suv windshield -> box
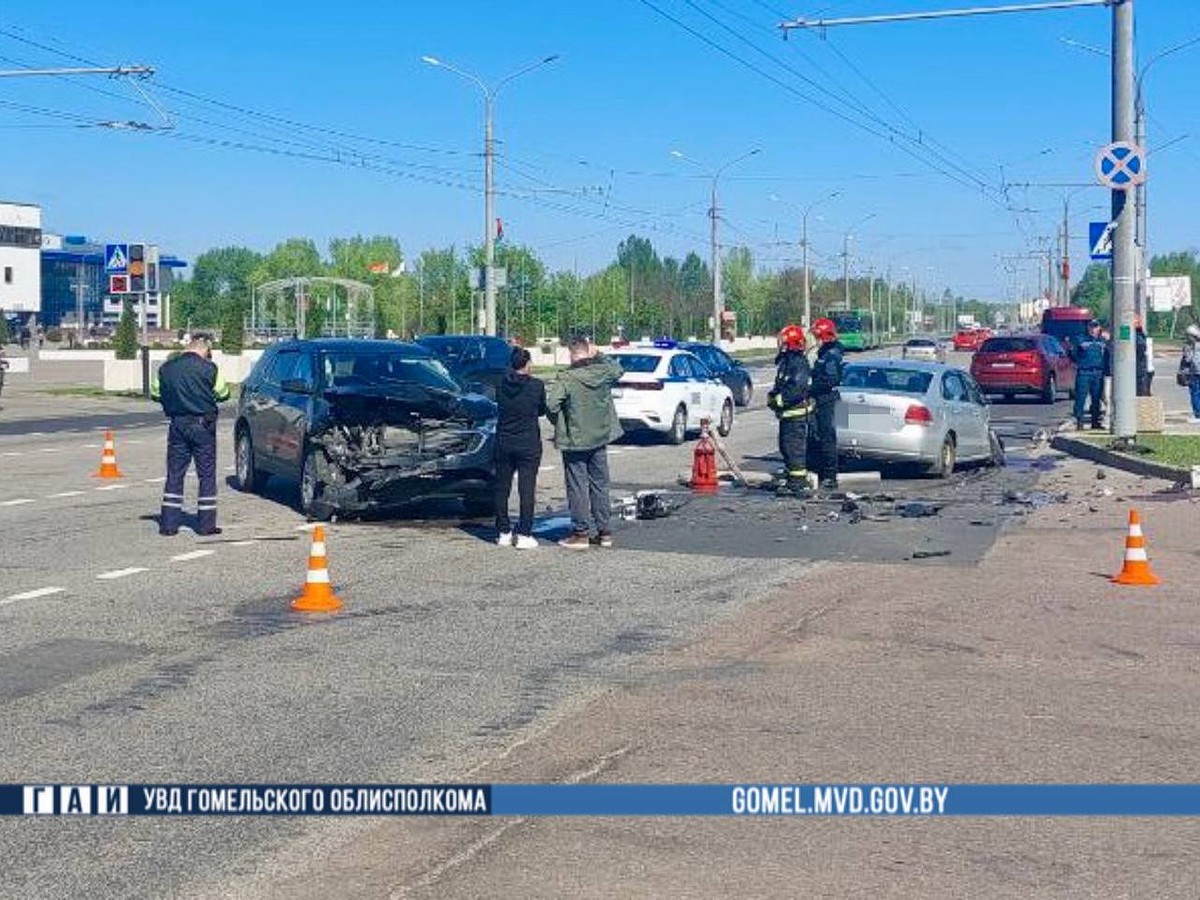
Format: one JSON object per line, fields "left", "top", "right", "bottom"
{"left": 321, "top": 351, "right": 460, "bottom": 392}
{"left": 843, "top": 365, "right": 933, "bottom": 394}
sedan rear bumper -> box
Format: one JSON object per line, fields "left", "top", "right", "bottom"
{"left": 838, "top": 424, "right": 944, "bottom": 465}
{"left": 972, "top": 370, "right": 1044, "bottom": 393}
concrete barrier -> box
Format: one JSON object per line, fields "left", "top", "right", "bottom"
{"left": 101, "top": 349, "right": 264, "bottom": 392}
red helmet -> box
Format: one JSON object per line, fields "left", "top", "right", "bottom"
{"left": 779, "top": 324, "right": 805, "bottom": 350}
{"left": 812, "top": 317, "right": 837, "bottom": 342}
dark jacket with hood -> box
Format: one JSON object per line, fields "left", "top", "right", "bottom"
{"left": 496, "top": 371, "right": 547, "bottom": 452}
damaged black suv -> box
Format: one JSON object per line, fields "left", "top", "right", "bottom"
{"left": 234, "top": 339, "right": 498, "bottom": 519}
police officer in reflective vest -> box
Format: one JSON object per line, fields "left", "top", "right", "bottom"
{"left": 150, "top": 335, "right": 231, "bottom": 535}
{"left": 808, "top": 317, "right": 845, "bottom": 492}
{"left": 768, "top": 324, "right": 814, "bottom": 496}
{"left": 1069, "top": 319, "right": 1108, "bottom": 430}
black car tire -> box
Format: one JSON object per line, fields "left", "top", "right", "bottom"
{"left": 234, "top": 425, "right": 261, "bottom": 494}
{"left": 717, "top": 399, "right": 734, "bottom": 437}
{"left": 928, "top": 435, "right": 956, "bottom": 478}
{"left": 300, "top": 446, "right": 334, "bottom": 521}
{"left": 667, "top": 405, "right": 687, "bottom": 445}
{"left": 1041, "top": 372, "right": 1057, "bottom": 404}
{"left": 735, "top": 379, "right": 752, "bottom": 407}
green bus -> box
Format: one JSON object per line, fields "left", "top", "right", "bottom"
{"left": 831, "top": 310, "right": 879, "bottom": 351}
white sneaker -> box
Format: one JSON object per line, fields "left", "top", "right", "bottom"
{"left": 496, "top": 531, "right": 514, "bottom": 547}
{"left": 514, "top": 534, "right": 539, "bottom": 550}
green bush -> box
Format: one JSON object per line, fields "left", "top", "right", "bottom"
{"left": 114, "top": 300, "right": 139, "bottom": 360}
{"left": 220, "top": 300, "right": 244, "bottom": 355}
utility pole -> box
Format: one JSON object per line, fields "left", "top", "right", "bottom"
{"left": 423, "top": 54, "right": 559, "bottom": 336}
{"left": 1110, "top": 0, "right": 1136, "bottom": 441}
{"left": 841, "top": 233, "right": 851, "bottom": 311}
{"left": 799, "top": 192, "right": 839, "bottom": 329}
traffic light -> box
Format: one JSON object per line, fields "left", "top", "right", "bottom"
{"left": 129, "top": 243, "right": 146, "bottom": 293}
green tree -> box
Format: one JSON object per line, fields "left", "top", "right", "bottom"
{"left": 220, "top": 299, "right": 244, "bottom": 355}
{"left": 114, "top": 299, "right": 139, "bottom": 359}
{"left": 1071, "top": 264, "right": 1112, "bottom": 320}
{"left": 186, "top": 246, "right": 263, "bottom": 327}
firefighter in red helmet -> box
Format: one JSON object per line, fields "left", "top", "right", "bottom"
{"left": 808, "top": 317, "right": 845, "bottom": 492}
{"left": 768, "top": 324, "right": 814, "bottom": 496}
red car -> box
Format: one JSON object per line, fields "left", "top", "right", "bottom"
{"left": 952, "top": 328, "right": 992, "bottom": 352}
{"left": 970, "top": 334, "right": 1075, "bottom": 404}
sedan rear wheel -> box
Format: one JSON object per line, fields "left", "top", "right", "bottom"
{"left": 717, "top": 399, "right": 734, "bottom": 437}
{"left": 667, "top": 405, "right": 687, "bottom": 445}
{"left": 928, "top": 435, "right": 957, "bottom": 478}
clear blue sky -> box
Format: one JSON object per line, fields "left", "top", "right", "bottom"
{"left": 1, "top": 0, "right": 1197, "bottom": 300}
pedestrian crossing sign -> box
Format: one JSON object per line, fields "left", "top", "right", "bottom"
{"left": 105, "top": 243, "right": 129, "bottom": 273}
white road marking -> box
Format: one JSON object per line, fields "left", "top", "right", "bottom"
{"left": 144, "top": 477, "right": 166, "bottom": 483}
{"left": 171, "top": 549, "right": 215, "bottom": 562}
{"left": 82, "top": 444, "right": 99, "bottom": 449}
{"left": 47, "top": 491, "right": 84, "bottom": 499}
{"left": 2, "top": 586, "right": 65, "bottom": 605}
{"left": 0, "top": 498, "right": 35, "bottom": 507}
{"left": 539, "top": 465, "right": 557, "bottom": 472}
{"left": 39, "top": 447, "right": 63, "bottom": 453}
{"left": 124, "top": 439, "right": 144, "bottom": 445}
{"left": 1, "top": 451, "right": 23, "bottom": 457}
{"left": 94, "top": 484, "right": 129, "bottom": 492}
{"left": 229, "top": 540, "right": 257, "bottom": 547}
{"left": 97, "top": 567, "right": 148, "bottom": 580}
{"left": 294, "top": 523, "right": 317, "bottom": 532}
{"left": 29, "top": 431, "right": 44, "bottom": 436}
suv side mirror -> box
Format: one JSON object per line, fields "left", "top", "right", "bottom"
{"left": 281, "top": 378, "right": 312, "bottom": 395}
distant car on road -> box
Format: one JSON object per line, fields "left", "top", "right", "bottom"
{"left": 234, "top": 339, "right": 498, "bottom": 519}
{"left": 836, "top": 359, "right": 1003, "bottom": 477}
{"left": 952, "top": 328, "right": 993, "bottom": 352}
{"left": 677, "top": 341, "right": 755, "bottom": 406}
{"left": 608, "top": 343, "right": 735, "bottom": 444}
{"left": 901, "top": 337, "right": 946, "bottom": 363}
{"left": 970, "top": 334, "right": 1075, "bottom": 404}
{"left": 414, "top": 334, "right": 513, "bottom": 399}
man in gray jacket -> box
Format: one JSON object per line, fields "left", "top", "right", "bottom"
{"left": 546, "top": 334, "right": 624, "bottom": 549}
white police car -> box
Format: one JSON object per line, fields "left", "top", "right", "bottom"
{"left": 608, "top": 342, "right": 735, "bottom": 444}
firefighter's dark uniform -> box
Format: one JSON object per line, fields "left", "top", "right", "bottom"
{"left": 768, "top": 348, "right": 814, "bottom": 492}
{"left": 809, "top": 340, "right": 845, "bottom": 489}
{"left": 151, "top": 351, "right": 230, "bottom": 535}
{"left": 1069, "top": 332, "right": 1108, "bottom": 429}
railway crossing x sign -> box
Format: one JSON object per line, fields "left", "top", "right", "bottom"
{"left": 1094, "top": 141, "right": 1146, "bottom": 190}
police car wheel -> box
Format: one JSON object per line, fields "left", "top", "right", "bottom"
{"left": 235, "top": 426, "right": 260, "bottom": 494}
{"left": 717, "top": 400, "right": 734, "bottom": 437}
{"left": 667, "top": 406, "right": 687, "bottom": 445}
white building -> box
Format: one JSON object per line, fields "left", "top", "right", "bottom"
{"left": 0, "top": 201, "right": 43, "bottom": 320}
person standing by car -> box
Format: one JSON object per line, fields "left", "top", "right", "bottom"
{"left": 150, "top": 335, "right": 231, "bottom": 536}
{"left": 768, "top": 324, "right": 814, "bottom": 497}
{"left": 546, "top": 334, "right": 624, "bottom": 550}
{"left": 1134, "top": 316, "right": 1151, "bottom": 396}
{"left": 494, "top": 347, "right": 548, "bottom": 549}
{"left": 1069, "top": 319, "right": 1108, "bottom": 430}
{"left": 808, "top": 317, "right": 845, "bottom": 492}
{"left": 1179, "top": 324, "right": 1200, "bottom": 423}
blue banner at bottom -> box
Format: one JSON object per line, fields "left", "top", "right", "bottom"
{"left": 7, "top": 784, "right": 1200, "bottom": 817}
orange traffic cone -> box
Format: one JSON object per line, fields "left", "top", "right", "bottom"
{"left": 291, "top": 526, "right": 343, "bottom": 612}
{"left": 1111, "top": 508, "right": 1160, "bottom": 586}
{"left": 93, "top": 430, "right": 123, "bottom": 479}
{"left": 691, "top": 420, "right": 719, "bottom": 494}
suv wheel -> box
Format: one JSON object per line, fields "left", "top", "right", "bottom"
{"left": 300, "top": 447, "right": 333, "bottom": 520}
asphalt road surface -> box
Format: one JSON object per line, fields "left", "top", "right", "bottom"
{"left": 0, "top": 353, "right": 1072, "bottom": 898}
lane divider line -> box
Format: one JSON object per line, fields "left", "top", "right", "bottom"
{"left": 144, "top": 477, "right": 166, "bottom": 483}
{"left": 2, "top": 586, "right": 66, "bottom": 605}
{"left": 39, "top": 447, "right": 63, "bottom": 453}
{"left": 171, "top": 550, "right": 216, "bottom": 562}
{"left": 47, "top": 491, "right": 85, "bottom": 499}
{"left": 0, "top": 498, "right": 35, "bottom": 507}
{"left": 1, "top": 451, "right": 23, "bottom": 457}
{"left": 294, "top": 523, "right": 317, "bottom": 532}
{"left": 94, "top": 484, "right": 130, "bottom": 492}
{"left": 97, "top": 567, "right": 149, "bottom": 580}
{"left": 228, "top": 540, "right": 257, "bottom": 547}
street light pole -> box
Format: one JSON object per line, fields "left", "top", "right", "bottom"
{"left": 423, "top": 54, "right": 559, "bottom": 336}
{"left": 841, "top": 213, "right": 876, "bottom": 313}
{"left": 1110, "top": 0, "right": 1137, "bottom": 441}
{"left": 673, "top": 148, "right": 761, "bottom": 343}
{"left": 801, "top": 192, "right": 839, "bottom": 329}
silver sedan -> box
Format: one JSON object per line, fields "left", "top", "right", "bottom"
{"left": 900, "top": 337, "right": 947, "bottom": 363}
{"left": 836, "top": 360, "right": 1003, "bottom": 476}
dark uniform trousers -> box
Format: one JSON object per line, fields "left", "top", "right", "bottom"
{"left": 778, "top": 407, "right": 812, "bottom": 486}
{"left": 1074, "top": 370, "right": 1104, "bottom": 428}
{"left": 161, "top": 414, "right": 218, "bottom": 534}
{"left": 808, "top": 397, "right": 838, "bottom": 486}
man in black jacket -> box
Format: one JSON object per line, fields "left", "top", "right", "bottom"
{"left": 768, "top": 324, "right": 814, "bottom": 497}
{"left": 493, "top": 347, "right": 547, "bottom": 548}
{"left": 808, "top": 317, "right": 845, "bottom": 492}
{"left": 150, "top": 335, "right": 231, "bottom": 535}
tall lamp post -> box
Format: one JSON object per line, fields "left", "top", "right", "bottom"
{"left": 772, "top": 191, "right": 840, "bottom": 329}
{"left": 672, "top": 147, "right": 762, "bottom": 343}
{"left": 841, "top": 213, "right": 876, "bottom": 311}
{"left": 422, "top": 53, "right": 559, "bottom": 336}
